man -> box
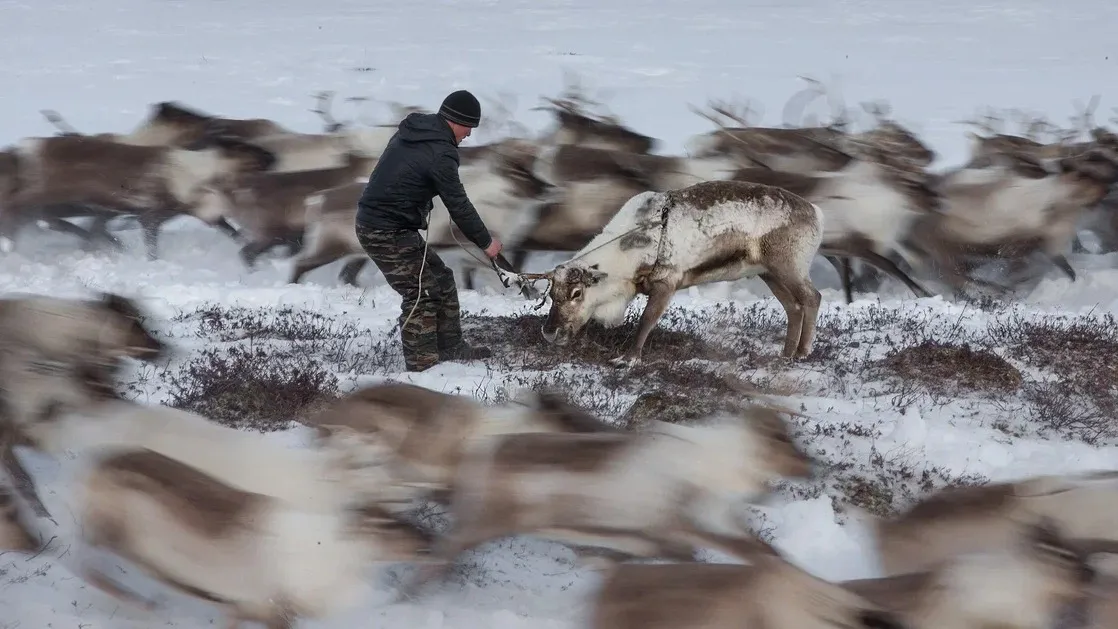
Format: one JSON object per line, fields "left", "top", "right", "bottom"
{"left": 355, "top": 89, "right": 503, "bottom": 373}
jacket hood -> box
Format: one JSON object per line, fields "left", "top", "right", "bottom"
{"left": 396, "top": 112, "right": 455, "bottom": 145}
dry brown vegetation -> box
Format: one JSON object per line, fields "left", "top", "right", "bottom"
{"left": 111, "top": 299, "right": 1118, "bottom": 512}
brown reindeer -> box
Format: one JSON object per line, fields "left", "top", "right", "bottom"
{"left": 728, "top": 138, "right": 939, "bottom": 303}
{"left": 301, "top": 381, "right": 619, "bottom": 508}
{"left": 903, "top": 146, "right": 1118, "bottom": 293}
{"left": 589, "top": 551, "right": 906, "bottom": 629}
{"left": 531, "top": 142, "right": 740, "bottom": 193}
{"left": 0, "top": 134, "right": 276, "bottom": 258}
{"left": 396, "top": 405, "right": 815, "bottom": 597}
{"left": 533, "top": 92, "right": 657, "bottom": 154}
{"left": 842, "top": 518, "right": 1095, "bottom": 629}
{"left": 213, "top": 151, "right": 378, "bottom": 268}
{"left": 288, "top": 141, "right": 552, "bottom": 289}
{"left": 67, "top": 445, "right": 435, "bottom": 629}
{"left": 42, "top": 100, "right": 294, "bottom": 148}
{"left": 520, "top": 180, "right": 824, "bottom": 368}
{"left": 188, "top": 93, "right": 399, "bottom": 174}
{"left": 684, "top": 98, "right": 934, "bottom": 175}
{"left": 860, "top": 470, "right": 1118, "bottom": 577}
{"left": 0, "top": 291, "right": 167, "bottom": 519}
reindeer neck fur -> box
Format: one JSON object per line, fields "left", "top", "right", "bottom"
{"left": 532, "top": 143, "right": 562, "bottom": 186}
{"left": 639, "top": 416, "right": 769, "bottom": 497}
{"left": 165, "top": 147, "right": 225, "bottom": 201}
{"left": 558, "top": 190, "right": 664, "bottom": 324}
{"left": 940, "top": 168, "right": 1080, "bottom": 243}
{"left": 472, "top": 402, "right": 558, "bottom": 439}
{"left": 55, "top": 401, "right": 347, "bottom": 513}
{"left": 342, "top": 126, "right": 396, "bottom": 158}
{"left": 816, "top": 158, "right": 923, "bottom": 248}
{"left": 262, "top": 504, "right": 380, "bottom": 618}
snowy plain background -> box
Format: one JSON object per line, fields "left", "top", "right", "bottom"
{"left": 3, "top": 0, "right": 1118, "bottom": 627}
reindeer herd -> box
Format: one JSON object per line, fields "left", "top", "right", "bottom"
{"left": 2, "top": 81, "right": 1118, "bottom": 627}
{"left": 2, "top": 83, "right": 1118, "bottom": 311}
{"left": 0, "top": 290, "right": 1118, "bottom": 628}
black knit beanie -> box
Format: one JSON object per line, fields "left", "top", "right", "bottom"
{"left": 438, "top": 90, "right": 481, "bottom": 128}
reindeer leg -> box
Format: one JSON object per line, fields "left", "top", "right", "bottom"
{"left": 213, "top": 217, "right": 244, "bottom": 244}
{"left": 137, "top": 211, "right": 172, "bottom": 260}
{"left": 1048, "top": 253, "right": 1077, "bottom": 282}
{"left": 509, "top": 248, "right": 531, "bottom": 271}
{"left": 611, "top": 281, "right": 674, "bottom": 368}
{"left": 338, "top": 258, "right": 369, "bottom": 286}
{"left": 288, "top": 247, "right": 351, "bottom": 284}
{"left": 822, "top": 255, "right": 853, "bottom": 304}
{"left": 839, "top": 257, "right": 855, "bottom": 304}
{"left": 853, "top": 248, "right": 934, "bottom": 299}
{"left": 462, "top": 265, "right": 477, "bottom": 291}
{"left": 238, "top": 241, "right": 270, "bottom": 270}
{"left": 757, "top": 272, "right": 804, "bottom": 359}
{"left": 39, "top": 218, "right": 100, "bottom": 251}
{"left": 85, "top": 215, "right": 126, "bottom": 252}
{"left": 0, "top": 429, "right": 52, "bottom": 519}
{"left": 82, "top": 566, "right": 161, "bottom": 611}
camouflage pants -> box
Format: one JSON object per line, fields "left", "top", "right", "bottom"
{"left": 357, "top": 226, "right": 463, "bottom": 372}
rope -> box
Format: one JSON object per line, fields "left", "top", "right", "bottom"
{"left": 400, "top": 227, "right": 429, "bottom": 332}
{"left": 447, "top": 218, "right": 663, "bottom": 311}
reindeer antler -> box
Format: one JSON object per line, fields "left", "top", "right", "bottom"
{"left": 954, "top": 107, "right": 1008, "bottom": 136}
{"left": 309, "top": 91, "right": 344, "bottom": 132}
{"left": 687, "top": 102, "right": 774, "bottom": 170}
{"left": 480, "top": 92, "right": 530, "bottom": 140}
{"left": 40, "top": 109, "right": 81, "bottom": 135}
{"left": 1069, "top": 94, "right": 1101, "bottom": 141}
{"left": 860, "top": 100, "right": 893, "bottom": 127}
{"left": 782, "top": 76, "right": 827, "bottom": 129}
{"left": 707, "top": 97, "right": 761, "bottom": 129}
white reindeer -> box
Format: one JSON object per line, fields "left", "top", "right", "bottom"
{"left": 514, "top": 179, "right": 824, "bottom": 367}
{"left": 395, "top": 404, "right": 816, "bottom": 597}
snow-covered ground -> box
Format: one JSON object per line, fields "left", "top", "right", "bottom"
{"left": 3, "top": 0, "right": 1118, "bottom": 627}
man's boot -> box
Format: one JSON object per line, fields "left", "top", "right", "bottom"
{"left": 438, "top": 334, "right": 492, "bottom": 361}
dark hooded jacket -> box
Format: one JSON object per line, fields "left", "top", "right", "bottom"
{"left": 355, "top": 112, "right": 492, "bottom": 250}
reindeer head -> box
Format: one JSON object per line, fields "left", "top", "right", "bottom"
{"left": 0, "top": 486, "right": 40, "bottom": 553}
{"left": 537, "top": 261, "right": 617, "bottom": 347}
